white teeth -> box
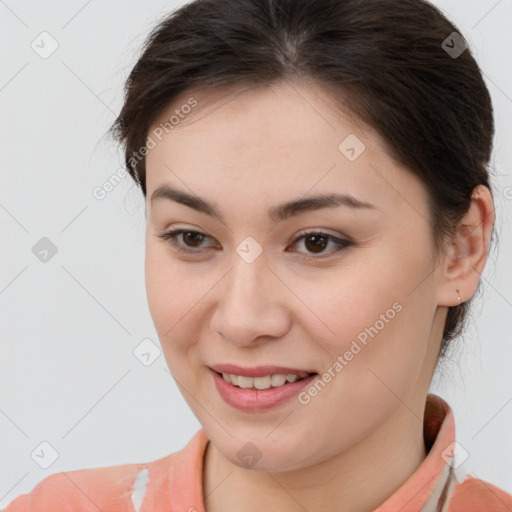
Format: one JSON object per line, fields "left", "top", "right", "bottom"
{"left": 253, "top": 375, "right": 273, "bottom": 389}
{"left": 237, "top": 376, "right": 254, "bottom": 389}
{"left": 271, "top": 374, "right": 286, "bottom": 387}
{"left": 220, "top": 372, "right": 306, "bottom": 390}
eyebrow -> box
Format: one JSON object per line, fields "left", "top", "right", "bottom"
{"left": 150, "top": 184, "right": 377, "bottom": 224}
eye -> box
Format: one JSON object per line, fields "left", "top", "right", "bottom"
{"left": 155, "top": 229, "right": 352, "bottom": 258}
{"left": 156, "top": 229, "right": 219, "bottom": 254}
{"left": 288, "top": 230, "right": 352, "bottom": 257}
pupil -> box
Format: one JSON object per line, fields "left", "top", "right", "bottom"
{"left": 184, "top": 232, "right": 203, "bottom": 247}
{"left": 305, "top": 234, "right": 327, "bottom": 253}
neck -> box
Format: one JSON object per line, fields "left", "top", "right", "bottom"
{"left": 202, "top": 402, "right": 427, "bottom": 512}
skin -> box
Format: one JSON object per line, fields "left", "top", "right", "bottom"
{"left": 143, "top": 78, "right": 494, "bottom": 512}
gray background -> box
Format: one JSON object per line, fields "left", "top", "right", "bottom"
{"left": 1, "top": 0, "right": 511, "bottom": 505}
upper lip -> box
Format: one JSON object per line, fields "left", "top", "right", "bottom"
{"left": 209, "top": 364, "right": 316, "bottom": 378}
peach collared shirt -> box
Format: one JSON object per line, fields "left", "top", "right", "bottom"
{"left": 3, "top": 393, "right": 512, "bottom": 511}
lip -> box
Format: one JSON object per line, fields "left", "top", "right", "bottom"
{"left": 209, "top": 364, "right": 315, "bottom": 378}
{"left": 210, "top": 368, "right": 318, "bottom": 412}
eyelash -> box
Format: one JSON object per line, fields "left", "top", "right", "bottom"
{"left": 155, "top": 229, "right": 352, "bottom": 259}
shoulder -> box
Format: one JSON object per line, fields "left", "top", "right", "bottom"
{"left": 447, "top": 474, "right": 512, "bottom": 512}
{"left": 2, "top": 428, "right": 208, "bottom": 512}
{"left": 1, "top": 452, "right": 175, "bottom": 512}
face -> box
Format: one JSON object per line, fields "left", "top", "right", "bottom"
{"left": 144, "top": 79, "right": 446, "bottom": 472}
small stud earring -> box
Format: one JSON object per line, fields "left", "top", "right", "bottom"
{"left": 456, "top": 289, "right": 461, "bottom": 304}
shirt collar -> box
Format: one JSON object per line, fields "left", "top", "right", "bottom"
{"left": 374, "top": 393, "right": 456, "bottom": 511}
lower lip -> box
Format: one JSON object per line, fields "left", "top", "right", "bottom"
{"left": 211, "top": 369, "right": 317, "bottom": 411}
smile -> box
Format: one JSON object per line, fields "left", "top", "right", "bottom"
{"left": 210, "top": 368, "right": 318, "bottom": 411}
{"left": 220, "top": 372, "right": 309, "bottom": 390}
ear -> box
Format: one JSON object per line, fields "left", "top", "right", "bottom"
{"left": 437, "top": 184, "right": 495, "bottom": 307}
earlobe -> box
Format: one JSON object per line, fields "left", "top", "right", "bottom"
{"left": 437, "top": 185, "right": 495, "bottom": 307}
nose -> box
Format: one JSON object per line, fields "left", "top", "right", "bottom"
{"left": 210, "top": 256, "right": 291, "bottom": 347}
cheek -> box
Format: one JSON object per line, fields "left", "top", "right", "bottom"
{"left": 144, "top": 243, "right": 197, "bottom": 350}
{"left": 289, "top": 272, "right": 425, "bottom": 446}
{"left": 145, "top": 243, "right": 173, "bottom": 333}
{"left": 144, "top": 241, "right": 219, "bottom": 370}
{"left": 295, "top": 246, "right": 434, "bottom": 381}
{"left": 287, "top": 261, "right": 403, "bottom": 354}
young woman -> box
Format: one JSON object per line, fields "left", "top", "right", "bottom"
{"left": 4, "top": 0, "right": 511, "bottom": 510}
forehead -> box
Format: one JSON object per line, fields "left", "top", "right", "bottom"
{"left": 147, "top": 81, "right": 373, "bottom": 169}
{"left": 144, "top": 80, "right": 428, "bottom": 220}
{"left": 148, "top": 79, "right": 374, "bottom": 148}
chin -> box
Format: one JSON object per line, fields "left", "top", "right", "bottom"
{"left": 212, "top": 431, "right": 313, "bottom": 473}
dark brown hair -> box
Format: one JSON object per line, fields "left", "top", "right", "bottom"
{"left": 109, "top": 0, "right": 496, "bottom": 361}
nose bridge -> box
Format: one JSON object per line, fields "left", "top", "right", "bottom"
{"left": 211, "top": 248, "right": 289, "bottom": 344}
{"left": 224, "top": 250, "right": 270, "bottom": 315}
